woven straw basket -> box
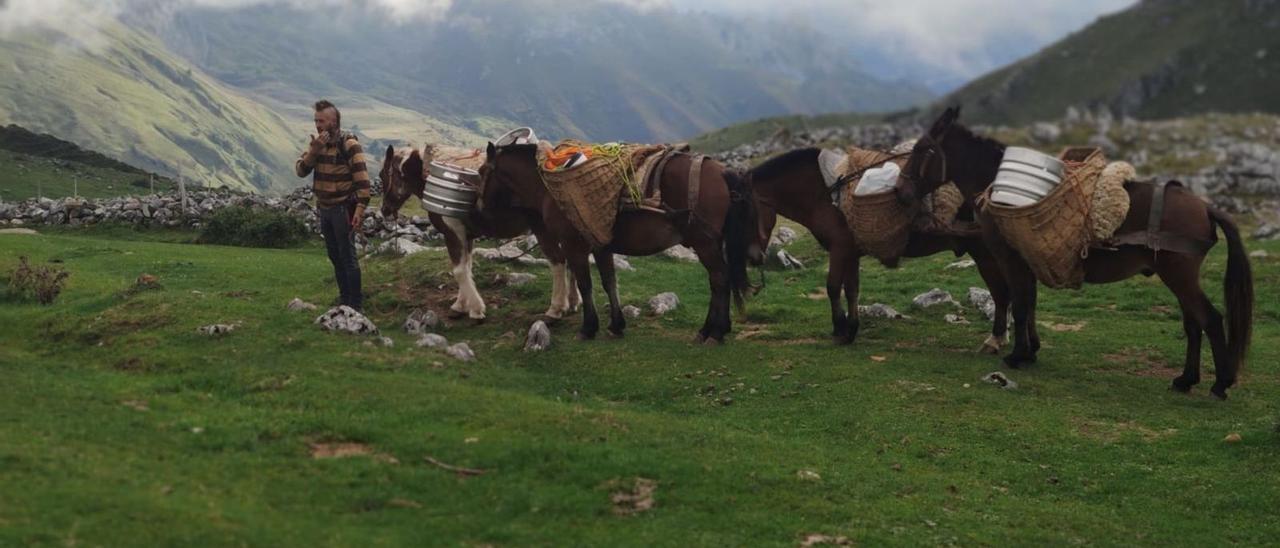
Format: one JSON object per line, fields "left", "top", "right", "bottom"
{"left": 538, "top": 146, "right": 637, "bottom": 249}
{"left": 840, "top": 148, "right": 915, "bottom": 267}
{"left": 985, "top": 147, "right": 1107, "bottom": 289}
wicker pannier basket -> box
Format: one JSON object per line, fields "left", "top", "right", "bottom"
{"left": 985, "top": 147, "right": 1107, "bottom": 289}
{"left": 840, "top": 149, "right": 915, "bottom": 267}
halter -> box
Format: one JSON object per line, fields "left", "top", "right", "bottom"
{"left": 900, "top": 130, "right": 949, "bottom": 193}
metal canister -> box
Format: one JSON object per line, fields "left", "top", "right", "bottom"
{"left": 422, "top": 161, "right": 480, "bottom": 218}
{"left": 991, "top": 147, "right": 1065, "bottom": 207}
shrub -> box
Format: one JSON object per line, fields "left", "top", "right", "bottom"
{"left": 6, "top": 256, "right": 70, "bottom": 305}
{"left": 198, "top": 206, "right": 310, "bottom": 248}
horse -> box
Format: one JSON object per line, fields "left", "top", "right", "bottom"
{"left": 478, "top": 142, "right": 764, "bottom": 343}
{"left": 378, "top": 145, "right": 578, "bottom": 321}
{"left": 746, "top": 148, "right": 1012, "bottom": 349}
{"left": 899, "top": 107, "right": 1254, "bottom": 399}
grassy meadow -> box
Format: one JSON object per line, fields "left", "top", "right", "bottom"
{"left": 0, "top": 219, "right": 1277, "bottom": 546}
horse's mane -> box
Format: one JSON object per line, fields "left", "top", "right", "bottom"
{"left": 749, "top": 147, "right": 821, "bottom": 182}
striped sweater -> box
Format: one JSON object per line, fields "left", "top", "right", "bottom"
{"left": 295, "top": 134, "right": 372, "bottom": 209}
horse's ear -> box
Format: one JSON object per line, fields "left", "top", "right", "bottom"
{"left": 384, "top": 144, "right": 395, "bottom": 163}
{"left": 404, "top": 148, "right": 425, "bottom": 180}
{"left": 486, "top": 141, "right": 496, "bottom": 157}
{"left": 931, "top": 106, "right": 958, "bottom": 135}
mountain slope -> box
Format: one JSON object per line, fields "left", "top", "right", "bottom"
{"left": 0, "top": 124, "right": 177, "bottom": 200}
{"left": 133, "top": 0, "right": 933, "bottom": 143}
{"left": 938, "top": 0, "right": 1280, "bottom": 125}
{"left": 0, "top": 21, "right": 304, "bottom": 193}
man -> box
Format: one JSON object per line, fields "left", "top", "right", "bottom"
{"left": 295, "top": 100, "right": 371, "bottom": 311}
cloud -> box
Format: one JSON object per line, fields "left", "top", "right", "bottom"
{"left": 0, "top": 0, "right": 454, "bottom": 39}
{"left": 664, "top": 0, "right": 1135, "bottom": 79}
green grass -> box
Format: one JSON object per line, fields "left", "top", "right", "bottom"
{"left": 1, "top": 225, "right": 1277, "bottom": 546}
{"left": 0, "top": 149, "right": 177, "bottom": 201}
{"left": 940, "top": 1, "right": 1280, "bottom": 125}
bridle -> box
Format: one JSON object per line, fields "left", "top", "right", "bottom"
{"left": 900, "top": 129, "right": 950, "bottom": 193}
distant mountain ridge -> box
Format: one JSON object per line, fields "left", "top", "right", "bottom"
{"left": 0, "top": 21, "right": 301, "bottom": 192}
{"left": 129, "top": 0, "right": 933, "bottom": 143}
{"left": 936, "top": 0, "right": 1280, "bottom": 125}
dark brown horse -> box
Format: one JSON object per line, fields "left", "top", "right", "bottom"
{"left": 478, "top": 142, "right": 763, "bottom": 343}
{"left": 746, "top": 148, "right": 1011, "bottom": 349}
{"left": 379, "top": 145, "right": 579, "bottom": 320}
{"left": 900, "top": 107, "right": 1254, "bottom": 399}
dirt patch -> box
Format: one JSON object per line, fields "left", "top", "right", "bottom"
{"left": 120, "top": 399, "right": 149, "bottom": 411}
{"left": 777, "top": 338, "right": 824, "bottom": 346}
{"left": 799, "top": 533, "right": 853, "bottom": 546}
{"left": 606, "top": 477, "right": 656, "bottom": 516}
{"left": 1075, "top": 419, "right": 1177, "bottom": 444}
{"left": 221, "top": 290, "right": 260, "bottom": 300}
{"left": 735, "top": 323, "right": 773, "bottom": 340}
{"left": 308, "top": 441, "right": 399, "bottom": 464}
{"left": 1103, "top": 347, "right": 1177, "bottom": 378}
{"left": 892, "top": 379, "right": 937, "bottom": 393}
{"left": 1039, "top": 321, "right": 1086, "bottom": 332}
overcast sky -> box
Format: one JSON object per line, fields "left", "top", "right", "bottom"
{"left": 659, "top": 0, "right": 1137, "bottom": 82}
{"left": 2, "top": 0, "right": 1135, "bottom": 83}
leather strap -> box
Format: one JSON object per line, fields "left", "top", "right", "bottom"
{"left": 1105, "top": 181, "right": 1215, "bottom": 255}
{"left": 646, "top": 148, "right": 676, "bottom": 202}
{"left": 687, "top": 154, "right": 705, "bottom": 220}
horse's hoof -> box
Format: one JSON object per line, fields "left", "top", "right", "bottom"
{"left": 1002, "top": 354, "right": 1034, "bottom": 369}
{"left": 702, "top": 338, "right": 722, "bottom": 347}
{"left": 607, "top": 328, "right": 625, "bottom": 338}
{"left": 447, "top": 309, "right": 468, "bottom": 320}
{"left": 577, "top": 331, "right": 597, "bottom": 341}
{"left": 1170, "top": 377, "right": 1197, "bottom": 393}
{"left": 979, "top": 335, "right": 1006, "bottom": 355}
{"left": 544, "top": 308, "right": 564, "bottom": 320}
{"left": 693, "top": 333, "right": 708, "bottom": 344}
{"left": 832, "top": 333, "right": 855, "bottom": 346}
{"left": 1210, "top": 384, "right": 1231, "bottom": 401}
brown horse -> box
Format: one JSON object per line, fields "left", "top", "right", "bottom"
{"left": 900, "top": 107, "right": 1254, "bottom": 399}
{"left": 478, "top": 142, "right": 763, "bottom": 342}
{"left": 745, "top": 148, "right": 1012, "bottom": 349}
{"left": 379, "top": 145, "right": 579, "bottom": 320}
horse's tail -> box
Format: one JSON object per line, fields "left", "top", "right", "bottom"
{"left": 1209, "top": 206, "right": 1254, "bottom": 377}
{"left": 722, "top": 169, "right": 755, "bottom": 312}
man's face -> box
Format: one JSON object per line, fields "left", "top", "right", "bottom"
{"left": 314, "top": 107, "right": 339, "bottom": 140}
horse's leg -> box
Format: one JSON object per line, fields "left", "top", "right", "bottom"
{"left": 566, "top": 264, "right": 582, "bottom": 312}
{"left": 437, "top": 216, "right": 481, "bottom": 318}
{"left": 691, "top": 237, "right": 731, "bottom": 344}
{"left": 1158, "top": 257, "right": 1232, "bottom": 398}
{"left": 971, "top": 246, "right": 1010, "bottom": 354}
{"left": 566, "top": 248, "right": 599, "bottom": 340}
{"left": 534, "top": 224, "right": 570, "bottom": 319}
{"left": 843, "top": 250, "right": 862, "bottom": 345}
{"left": 1001, "top": 253, "right": 1039, "bottom": 368}
{"left": 826, "top": 241, "right": 851, "bottom": 344}
{"left": 594, "top": 250, "right": 626, "bottom": 337}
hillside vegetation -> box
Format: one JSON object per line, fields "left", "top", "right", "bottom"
{"left": 937, "top": 0, "right": 1280, "bottom": 125}
{"left": 0, "top": 22, "right": 299, "bottom": 193}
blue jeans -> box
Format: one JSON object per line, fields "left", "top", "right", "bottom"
{"left": 318, "top": 205, "right": 362, "bottom": 310}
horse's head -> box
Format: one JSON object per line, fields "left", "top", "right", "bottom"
{"left": 478, "top": 141, "right": 539, "bottom": 212}
{"left": 379, "top": 145, "right": 425, "bottom": 219}
{"left": 902, "top": 106, "right": 1008, "bottom": 201}
{"left": 898, "top": 106, "right": 961, "bottom": 204}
